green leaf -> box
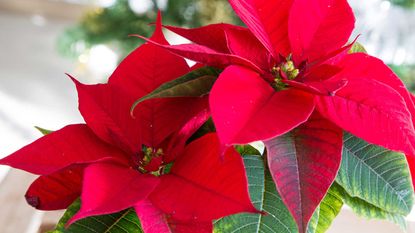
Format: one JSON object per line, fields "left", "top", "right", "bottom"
{"left": 336, "top": 133, "right": 414, "bottom": 215}
{"left": 332, "top": 182, "right": 407, "bottom": 230}
{"left": 214, "top": 155, "right": 298, "bottom": 233}
{"left": 131, "top": 66, "right": 221, "bottom": 113}
{"left": 307, "top": 206, "right": 320, "bottom": 233}
{"left": 235, "top": 145, "right": 261, "bottom": 156}
{"left": 49, "top": 199, "right": 143, "bottom": 233}
{"left": 348, "top": 42, "right": 367, "bottom": 54}
{"left": 307, "top": 185, "right": 343, "bottom": 233}
{"left": 35, "top": 126, "right": 53, "bottom": 135}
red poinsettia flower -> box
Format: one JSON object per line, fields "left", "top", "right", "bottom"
{"left": 135, "top": 1, "right": 415, "bottom": 232}
{"left": 138, "top": 0, "right": 415, "bottom": 154}
{"left": 0, "top": 13, "right": 258, "bottom": 232}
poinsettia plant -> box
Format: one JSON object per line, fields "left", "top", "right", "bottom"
{"left": 1, "top": 0, "right": 415, "bottom": 232}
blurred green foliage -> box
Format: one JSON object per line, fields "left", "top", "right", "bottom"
{"left": 390, "top": 64, "right": 415, "bottom": 92}
{"left": 389, "top": 0, "right": 415, "bottom": 8}
{"left": 57, "top": 0, "right": 240, "bottom": 59}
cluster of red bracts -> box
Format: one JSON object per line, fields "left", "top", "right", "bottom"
{"left": 0, "top": 14, "right": 259, "bottom": 232}
{"left": 1, "top": 0, "right": 415, "bottom": 233}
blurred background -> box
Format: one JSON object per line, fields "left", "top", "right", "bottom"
{"left": 0, "top": 0, "right": 414, "bottom": 232}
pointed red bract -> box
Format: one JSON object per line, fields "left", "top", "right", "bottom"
{"left": 289, "top": 0, "right": 355, "bottom": 63}
{"left": 109, "top": 12, "right": 189, "bottom": 97}
{"left": 73, "top": 79, "right": 208, "bottom": 155}
{"left": 68, "top": 162, "right": 159, "bottom": 225}
{"left": 150, "top": 133, "right": 258, "bottom": 221}
{"left": 316, "top": 73, "right": 415, "bottom": 155}
{"left": 25, "top": 166, "right": 83, "bottom": 210}
{"left": 337, "top": 53, "right": 415, "bottom": 119}
{"left": 225, "top": 26, "right": 270, "bottom": 70}
{"left": 135, "top": 200, "right": 173, "bottom": 233}
{"left": 265, "top": 112, "right": 343, "bottom": 233}
{"left": 0, "top": 124, "right": 126, "bottom": 175}
{"left": 210, "top": 65, "right": 315, "bottom": 146}
{"left": 229, "top": 0, "right": 293, "bottom": 57}
{"left": 135, "top": 200, "right": 212, "bottom": 233}
{"left": 164, "top": 23, "right": 245, "bottom": 53}
{"left": 72, "top": 80, "right": 139, "bottom": 154}
{"left": 134, "top": 35, "right": 263, "bottom": 73}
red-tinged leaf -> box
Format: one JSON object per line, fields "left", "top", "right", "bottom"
{"left": 225, "top": 26, "right": 270, "bottom": 70}
{"left": 316, "top": 78, "right": 415, "bottom": 155}
{"left": 109, "top": 12, "right": 190, "bottom": 97}
{"left": 289, "top": 0, "right": 355, "bottom": 63}
{"left": 150, "top": 133, "right": 258, "bottom": 221}
{"left": 73, "top": 78, "right": 208, "bottom": 155}
{"left": 0, "top": 124, "right": 126, "bottom": 175}
{"left": 164, "top": 23, "right": 246, "bottom": 53}
{"left": 168, "top": 221, "right": 213, "bottom": 233}
{"left": 135, "top": 200, "right": 172, "bottom": 233}
{"left": 337, "top": 53, "right": 415, "bottom": 124}
{"left": 133, "top": 35, "right": 263, "bottom": 73}
{"left": 67, "top": 162, "right": 159, "bottom": 225}
{"left": 264, "top": 112, "right": 343, "bottom": 233}
{"left": 135, "top": 200, "right": 212, "bottom": 233}
{"left": 72, "top": 79, "right": 138, "bottom": 153}
{"left": 25, "top": 166, "right": 83, "bottom": 210}
{"left": 229, "top": 0, "right": 293, "bottom": 58}
{"left": 210, "top": 65, "right": 315, "bottom": 146}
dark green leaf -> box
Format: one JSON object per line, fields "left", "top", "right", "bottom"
{"left": 336, "top": 133, "right": 414, "bottom": 215}
{"left": 332, "top": 182, "right": 406, "bottom": 230}
{"left": 131, "top": 66, "right": 221, "bottom": 113}
{"left": 214, "top": 155, "right": 298, "bottom": 233}
{"left": 49, "top": 199, "right": 143, "bottom": 233}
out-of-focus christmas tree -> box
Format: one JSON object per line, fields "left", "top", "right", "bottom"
{"left": 57, "top": 0, "right": 239, "bottom": 59}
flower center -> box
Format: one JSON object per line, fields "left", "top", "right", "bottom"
{"left": 271, "top": 57, "right": 300, "bottom": 91}
{"left": 138, "top": 145, "right": 165, "bottom": 176}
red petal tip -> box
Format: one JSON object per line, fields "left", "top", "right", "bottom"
{"left": 25, "top": 196, "right": 40, "bottom": 208}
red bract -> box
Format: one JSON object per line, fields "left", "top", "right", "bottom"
{"left": 67, "top": 133, "right": 257, "bottom": 231}
{"left": 0, "top": 13, "right": 257, "bottom": 232}
{"left": 136, "top": 133, "right": 259, "bottom": 233}
{"left": 136, "top": 1, "right": 415, "bottom": 232}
